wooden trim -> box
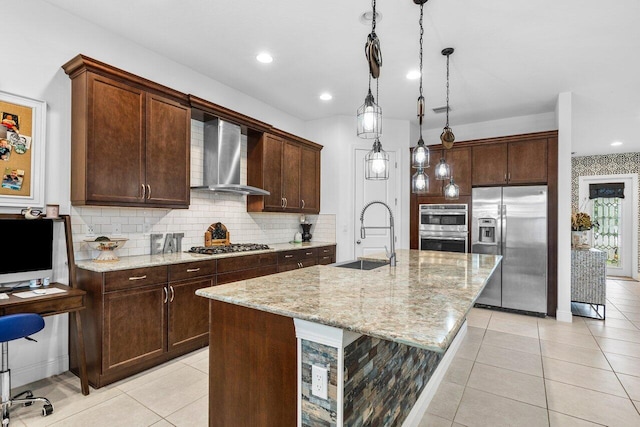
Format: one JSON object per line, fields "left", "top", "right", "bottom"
{"left": 546, "top": 135, "right": 559, "bottom": 317}
{"left": 61, "top": 54, "right": 189, "bottom": 105}
{"left": 188, "top": 95, "right": 272, "bottom": 133}
{"left": 426, "top": 130, "right": 559, "bottom": 149}
{"left": 270, "top": 128, "right": 324, "bottom": 151}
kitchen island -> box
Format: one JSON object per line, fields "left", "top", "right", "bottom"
{"left": 196, "top": 249, "right": 501, "bottom": 426}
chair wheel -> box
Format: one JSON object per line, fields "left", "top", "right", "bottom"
{"left": 42, "top": 404, "right": 53, "bottom": 416}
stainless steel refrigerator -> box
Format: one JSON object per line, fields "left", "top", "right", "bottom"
{"left": 471, "top": 186, "right": 547, "bottom": 314}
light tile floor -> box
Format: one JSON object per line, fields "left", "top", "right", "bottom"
{"left": 7, "top": 278, "right": 640, "bottom": 426}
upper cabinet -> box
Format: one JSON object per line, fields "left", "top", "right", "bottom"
{"left": 247, "top": 131, "right": 322, "bottom": 214}
{"left": 472, "top": 138, "right": 548, "bottom": 186}
{"left": 63, "top": 55, "right": 191, "bottom": 209}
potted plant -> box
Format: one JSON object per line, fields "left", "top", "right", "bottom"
{"left": 571, "top": 212, "right": 595, "bottom": 249}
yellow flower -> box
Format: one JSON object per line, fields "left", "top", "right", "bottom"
{"left": 571, "top": 212, "right": 592, "bottom": 231}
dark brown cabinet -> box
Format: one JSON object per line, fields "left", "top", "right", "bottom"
{"left": 278, "top": 248, "right": 318, "bottom": 272}
{"left": 247, "top": 132, "right": 322, "bottom": 214}
{"left": 63, "top": 54, "right": 191, "bottom": 209}
{"left": 74, "top": 262, "right": 212, "bottom": 388}
{"left": 217, "top": 252, "right": 278, "bottom": 285}
{"left": 472, "top": 138, "right": 547, "bottom": 186}
{"left": 424, "top": 147, "right": 472, "bottom": 197}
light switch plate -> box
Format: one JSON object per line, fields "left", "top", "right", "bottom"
{"left": 311, "top": 365, "right": 328, "bottom": 400}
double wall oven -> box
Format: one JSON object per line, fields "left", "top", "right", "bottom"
{"left": 419, "top": 204, "right": 468, "bottom": 253}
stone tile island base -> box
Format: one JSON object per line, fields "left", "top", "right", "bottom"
{"left": 206, "top": 299, "right": 466, "bottom": 426}
{"left": 295, "top": 319, "right": 466, "bottom": 427}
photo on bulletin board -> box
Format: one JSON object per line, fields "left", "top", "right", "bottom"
{"left": 0, "top": 91, "right": 46, "bottom": 208}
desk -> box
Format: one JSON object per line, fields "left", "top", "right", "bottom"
{"left": 0, "top": 283, "right": 89, "bottom": 395}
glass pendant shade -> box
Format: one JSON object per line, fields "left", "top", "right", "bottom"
{"left": 411, "top": 138, "right": 430, "bottom": 168}
{"left": 411, "top": 168, "right": 429, "bottom": 194}
{"left": 365, "top": 139, "right": 389, "bottom": 180}
{"left": 434, "top": 158, "right": 451, "bottom": 180}
{"left": 357, "top": 89, "right": 382, "bottom": 138}
{"left": 444, "top": 178, "right": 460, "bottom": 200}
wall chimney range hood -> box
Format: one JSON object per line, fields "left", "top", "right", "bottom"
{"left": 191, "top": 118, "right": 270, "bottom": 196}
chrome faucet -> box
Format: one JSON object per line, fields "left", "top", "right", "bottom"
{"left": 359, "top": 200, "right": 396, "bottom": 267}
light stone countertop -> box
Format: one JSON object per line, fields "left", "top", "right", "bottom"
{"left": 196, "top": 249, "right": 501, "bottom": 353}
{"left": 75, "top": 241, "right": 336, "bottom": 273}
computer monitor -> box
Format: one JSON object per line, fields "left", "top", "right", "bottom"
{"left": 0, "top": 219, "right": 53, "bottom": 288}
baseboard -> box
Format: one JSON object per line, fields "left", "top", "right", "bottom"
{"left": 402, "top": 321, "right": 468, "bottom": 427}
{"left": 11, "top": 355, "right": 69, "bottom": 388}
{"left": 555, "top": 309, "right": 573, "bottom": 323}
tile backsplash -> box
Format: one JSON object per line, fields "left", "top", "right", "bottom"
{"left": 71, "top": 120, "right": 335, "bottom": 261}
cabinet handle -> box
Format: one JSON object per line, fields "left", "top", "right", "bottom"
{"left": 169, "top": 285, "right": 175, "bottom": 302}
{"left": 281, "top": 197, "right": 285, "bottom": 208}
{"left": 504, "top": 173, "right": 507, "bottom": 182}
{"left": 141, "top": 184, "right": 146, "bottom": 199}
{"left": 186, "top": 268, "right": 200, "bottom": 273}
{"left": 284, "top": 198, "right": 288, "bottom": 208}
{"left": 298, "top": 262, "right": 302, "bottom": 268}
{"left": 163, "top": 287, "right": 168, "bottom": 304}
{"left": 147, "top": 185, "right": 151, "bottom": 199}
{"left": 323, "top": 249, "right": 329, "bottom": 253}
{"left": 129, "top": 275, "right": 147, "bottom": 281}
{"left": 306, "top": 252, "right": 313, "bottom": 256}
{"left": 508, "top": 172, "right": 511, "bottom": 182}
{"left": 301, "top": 199, "right": 305, "bottom": 209}
{"left": 284, "top": 254, "right": 294, "bottom": 259}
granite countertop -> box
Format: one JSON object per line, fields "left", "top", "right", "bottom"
{"left": 76, "top": 241, "right": 336, "bottom": 273}
{"left": 196, "top": 249, "right": 501, "bottom": 353}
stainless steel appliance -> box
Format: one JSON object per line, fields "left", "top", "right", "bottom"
{"left": 187, "top": 243, "right": 270, "bottom": 255}
{"left": 419, "top": 204, "right": 468, "bottom": 253}
{"left": 190, "top": 118, "right": 270, "bottom": 195}
{"left": 471, "top": 186, "right": 547, "bottom": 314}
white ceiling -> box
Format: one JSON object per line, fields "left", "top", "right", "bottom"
{"left": 45, "top": 0, "right": 640, "bottom": 156}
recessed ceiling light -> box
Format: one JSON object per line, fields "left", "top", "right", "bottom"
{"left": 256, "top": 52, "right": 273, "bottom": 64}
{"left": 319, "top": 93, "right": 332, "bottom": 101}
{"left": 406, "top": 70, "right": 421, "bottom": 80}
{"left": 359, "top": 11, "right": 382, "bottom": 25}
{"left": 611, "top": 141, "right": 623, "bottom": 146}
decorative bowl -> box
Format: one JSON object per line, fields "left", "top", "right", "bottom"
{"left": 84, "top": 238, "right": 128, "bottom": 262}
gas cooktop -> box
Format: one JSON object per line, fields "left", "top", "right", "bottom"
{"left": 187, "top": 243, "right": 270, "bottom": 255}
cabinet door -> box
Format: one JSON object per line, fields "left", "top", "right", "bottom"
{"left": 86, "top": 73, "right": 145, "bottom": 204}
{"left": 445, "top": 147, "right": 472, "bottom": 196}
{"left": 168, "top": 277, "right": 212, "bottom": 352}
{"left": 103, "top": 285, "right": 166, "bottom": 373}
{"left": 282, "top": 141, "right": 301, "bottom": 210}
{"left": 300, "top": 146, "right": 320, "bottom": 214}
{"left": 472, "top": 143, "right": 508, "bottom": 186}
{"left": 262, "top": 135, "right": 284, "bottom": 210}
{"left": 508, "top": 138, "right": 548, "bottom": 184}
{"left": 145, "top": 94, "right": 191, "bottom": 207}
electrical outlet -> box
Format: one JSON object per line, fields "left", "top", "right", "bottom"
{"left": 113, "top": 223, "right": 121, "bottom": 235}
{"left": 311, "top": 365, "right": 328, "bottom": 400}
{"left": 86, "top": 224, "right": 95, "bottom": 236}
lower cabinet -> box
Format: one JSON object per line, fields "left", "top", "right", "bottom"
{"left": 72, "top": 244, "right": 336, "bottom": 388}
{"left": 73, "top": 262, "right": 212, "bottom": 388}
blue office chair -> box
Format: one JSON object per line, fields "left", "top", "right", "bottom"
{"left": 0, "top": 313, "right": 53, "bottom": 426}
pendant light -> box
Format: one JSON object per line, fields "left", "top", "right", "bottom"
{"left": 440, "top": 47, "right": 455, "bottom": 149}
{"left": 444, "top": 177, "right": 460, "bottom": 199}
{"left": 434, "top": 157, "right": 450, "bottom": 180}
{"left": 357, "top": 0, "right": 382, "bottom": 139}
{"left": 360, "top": 0, "right": 388, "bottom": 180}
{"left": 365, "top": 137, "right": 389, "bottom": 180}
{"left": 411, "top": 0, "right": 430, "bottom": 194}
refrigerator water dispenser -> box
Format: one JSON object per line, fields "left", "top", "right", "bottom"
{"left": 478, "top": 218, "right": 496, "bottom": 243}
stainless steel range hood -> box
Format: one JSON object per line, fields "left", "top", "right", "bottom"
{"left": 191, "top": 118, "right": 269, "bottom": 196}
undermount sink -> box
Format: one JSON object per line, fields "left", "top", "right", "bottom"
{"left": 332, "top": 259, "right": 388, "bottom": 270}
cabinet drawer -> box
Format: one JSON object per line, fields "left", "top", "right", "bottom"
{"left": 278, "top": 248, "right": 318, "bottom": 263}
{"left": 318, "top": 246, "right": 336, "bottom": 256}
{"left": 217, "top": 253, "right": 277, "bottom": 274}
{"left": 277, "top": 258, "right": 318, "bottom": 273}
{"left": 217, "top": 265, "right": 278, "bottom": 285}
{"left": 169, "top": 260, "right": 216, "bottom": 282}
{"left": 104, "top": 266, "right": 168, "bottom": 292}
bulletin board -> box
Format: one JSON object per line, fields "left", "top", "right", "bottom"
{"left": 0, "top": 91, "right": 46, "bottom": 208}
